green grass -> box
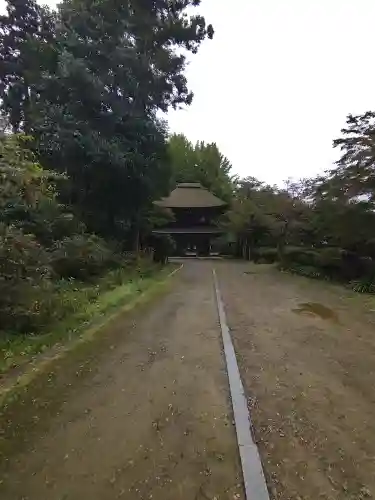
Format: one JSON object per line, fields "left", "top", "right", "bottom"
{"left": 0, "top": 263, "right": 175, "bottom": 376}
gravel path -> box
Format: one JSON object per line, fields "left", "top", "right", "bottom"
{"left": 217, "top": 262, "right": 375, "bottom": 500}
{"left": 4, "top": 259, "right": 372, "bottom": 500}
{"left": 0, "top": 261, "right": 244, "bottom": 500}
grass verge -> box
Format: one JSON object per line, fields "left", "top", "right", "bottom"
{"left": 0, "top": 262, "right": 178, "bottom": 385}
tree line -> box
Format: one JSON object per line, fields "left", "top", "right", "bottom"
{"left": 225, "top": 112, "right": 375, "bottom": 292}
{"left": 0, "top": 0, "right": 215, "bottom": 241}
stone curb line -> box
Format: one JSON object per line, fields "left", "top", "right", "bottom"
{"left": 213, "top": 268, "right": 270, "bottom": 500}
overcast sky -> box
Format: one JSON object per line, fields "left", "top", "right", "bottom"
{"left": 2, "top": 0, "right": 375, "bottom": 184}
{"left": 167, "top": 0, "right": 375, "bottom": 184}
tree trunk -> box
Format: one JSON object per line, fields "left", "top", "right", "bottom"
{"left": 131, "top": 214, "right": 140, "bottom": 254}
{"left": 242, "top": 240, "right": 247, "bottom": 260}
{"left": 133, "top": 226, "right": 140, "bottom": 254}
{"left": 277, "top": 221, "right": 289, "bottom": 266}
{"left": 246, "top": 233, "right": 253, "bottom": 261}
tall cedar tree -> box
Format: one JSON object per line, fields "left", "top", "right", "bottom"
{"left": 1, "top": 0, "right": 213, "bottom": 243}
{"left": 0, "top": 0, "right": 56, "bottom": 133}
{"left": 39, "top": 0, "right": 213, "bottom": 239}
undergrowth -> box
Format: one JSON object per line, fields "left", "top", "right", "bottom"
{"left": 0, "top": 262, "right": 171, "bottom": 375}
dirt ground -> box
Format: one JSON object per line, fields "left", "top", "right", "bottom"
{"left": 2, "top": 260, "right": 375, "bottom": 500}
{"left": 217, "top": 262, "right": 375, "bottom": 500}
{"left": 0, "top": 262, "right": 244, "bottom": 500}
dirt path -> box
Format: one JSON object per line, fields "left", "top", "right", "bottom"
{"left": 217, "top": 262, "right": 375, "bottom": 500}
{"left": 0, "top": 262, "right": 244, "bottom": 500}
{"left": 5, "top": 259, "right": 372, "bottom": 500}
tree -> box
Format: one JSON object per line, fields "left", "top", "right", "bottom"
{"left": 303, "top": 112, "right": 375, "bottom": 255}
{"left": 222, "top": 177, "right": 312, "bottom": 260}
{"left": 168, "top": 134, "right": 197, "bottom": 183}
{"left": 124, "top": 0, "right": 214, "bottom": 111}
{"left": 0, "top": 0, "right": 56, "bottom": 133}
{"left": 30, "top": 0, "right": 213, "bottom": 245}
{"left": 222, "top": 178, "right": 278, "bottom": 259}
{"left": 0, "top": 0, "right": 214, "bottom": 246}
{"left": 168, "top": 133, "right": 233, "bottom": 201}
{"left": 330, "top": 112, "right": 375, "bottom": 204}
{"left": 0, "top": 134, "right": 82, "bottom": 246}
{"left": 0, "top": 134, "right": 116, "bottom": 333}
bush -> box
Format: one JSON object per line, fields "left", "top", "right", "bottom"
{"left": 280, "top": 246, "right": 375, "bottom": 287}
{"left": 313, "top": 248, "right": 374, "bottom": 282}
{"left": 253, "top": 246, "right": 318, "bottom": 266}
{"left": 51, "top": 234, "right": 115, "bottom": 280}
{"left": 253, "top": 247, "right": 278, "bottom": 263}
{"left": 283, "top": 246, "right": 318, "bottom": 267}
{"left": 314, "top": 247, "right": 344, "bottom": 279}
{"left": 0, "top": 225, "right": 54, "bottom": 332}
{"left": 152, "top": 234, "right": 176, "bottom": 264}
{"left": 281, "top": 247, "right": 342, "bottom": 280}
{"left": 341, "top": 252, "right": 375, "bottom": 282}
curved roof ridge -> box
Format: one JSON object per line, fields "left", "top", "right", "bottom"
{"left": 154, "top": 183, "right": 226, "bottom": 208}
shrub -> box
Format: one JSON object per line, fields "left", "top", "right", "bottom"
{"left": 313, "top": 248, "right": 374, "bottom": 282}
{"left": 314, "top": 247, "right": 344, "bottom": 279}
{"left": 253, "top": 247, "right": 278, "bottom": 263}
{"left": 341, "top": 252, "right": 375, "bottom": 282}
{"left": 51, "top": 234, "right": 114, "bottom": 280}
{"left": 0, "top": 225, "right": 54, "bottom": 332}
{"left": 0, "top": 134, "right": 73, "bottom": 247}
{"left": 254, "top": 246, "right": 319, "bottom": 266}
{"left": 152, "top": 234, "right": 176, "bottom": 264}
{"left": 281, "top": 246, "right": 375, "bottom": 286}
{"left": 283, "top": 246, "right": 318, "bottom": 267}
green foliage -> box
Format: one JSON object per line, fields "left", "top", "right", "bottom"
{"left": 51, "top": 235, "right": 114, "bottom": 280}
{"left": 330, "top": 112, "right": 375, "bottom": 206}
{"left": 0, "top": 261, "right": 171, "bottom": 374}
{"left": 313, "top": 247, "right": 343, "bottom": 277}
{"left": 222, "top": 178, "right": 308, "bottom": 261}
{"left": 0, "top": 135, "right": 56, "bottom": 215}
{"left": 30, "top": 0, "right": 213, "bottom": 239}
{"left": 152, "top": 234, "right": 176, "bottom": 264}
{"left": 279, "top": 246, "right": 375, "bottom": 289}
{"left": 283, "top": 247, "right": 318, "bottom": 267}
{"left": 168, "top": 133, "right": 233, "bottom": 201}
{"left": 0, "top": 134, "right": 83, "bottom": 245}
{"left": 253, "top": 247, "right": 278, "bottom": 264}
{"left": 0, "top": 224, "right": 53, "bottom": 332}
{"left": 1, "top": 0, "right": 213, "bottom": 243}
{"left": 0, "top": 0, "right": 56, "bottom": 132}
{"left": 0, "top": 136, "right": 113, "bottom": 332}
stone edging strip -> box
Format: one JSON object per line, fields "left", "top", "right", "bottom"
{"left": 212, "top": 268, "right": 270, "bottom": 500}
{"left": 0, "top": 263, "right": 183, "bottom": 406}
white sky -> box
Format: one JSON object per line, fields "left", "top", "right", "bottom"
{"left": 167, "top": 0, "right": 375, "bottom": 184}
{"left": 2, "top": 0, "right": 375, "bottom": 184}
